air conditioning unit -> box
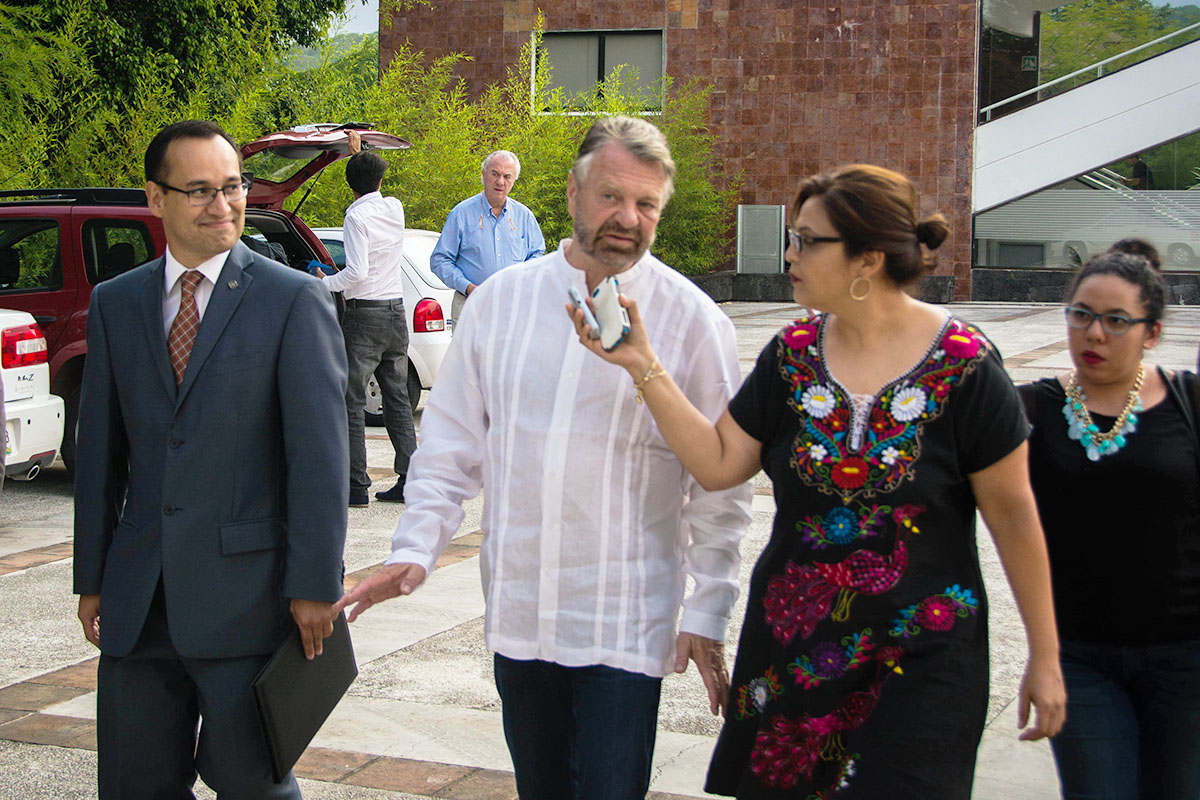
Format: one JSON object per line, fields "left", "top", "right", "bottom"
{"left": 736, "top": 204, "right": 786, "bottom": 274}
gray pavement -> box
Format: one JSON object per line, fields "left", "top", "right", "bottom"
{"left": 2, "top": 300, "right": 1198, "bottom": 798}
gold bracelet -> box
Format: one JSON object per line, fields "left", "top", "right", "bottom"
{"left": 634, "top": 360, "right": 667, "bottom": 404}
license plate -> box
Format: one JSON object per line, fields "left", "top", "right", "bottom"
{"left": 10, "top": 371, "right": 35, "bottom": 401}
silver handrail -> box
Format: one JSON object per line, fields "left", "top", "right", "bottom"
{"left": 980, "top": 21, "right": 1200, "bottom": 120}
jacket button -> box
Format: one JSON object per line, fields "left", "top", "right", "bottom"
{"left": 169, "top": 438, "right": 183, "bottom": 448}
{"left": 163, "top": 504, "right": 174, "bottom": 515}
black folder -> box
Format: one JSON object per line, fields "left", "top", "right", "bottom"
{"left": 252, "top": 611, "right": 358, "bottom": 782}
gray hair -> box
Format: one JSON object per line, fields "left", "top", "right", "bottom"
{"left": 481, "top": 150, "right": 521, "bottom": 182}
{"left": 570, "top": 116, "right": 676, "bottom": 205}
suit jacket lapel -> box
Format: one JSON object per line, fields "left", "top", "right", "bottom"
{"left": 175, "top": 244, "right": 254, "bottom": 410}
{"left": 141, "top": 258, "right": 177, "bottom": 400}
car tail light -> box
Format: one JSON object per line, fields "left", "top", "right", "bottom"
{"left": 412, "top": 298, "right": 446, "bottom": 332}
{"left": 1, "top": 323, "right": 48, "bottom": 368}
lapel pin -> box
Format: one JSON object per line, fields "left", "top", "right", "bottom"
{"left": 227, "top": 280, "right": 239, "bottom": 289}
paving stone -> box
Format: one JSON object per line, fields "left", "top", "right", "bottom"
{"left": 0, "top": 710, "right": 27, "bottom": 726}
{"left": 62, "top": 722, "right": 97, "bottom": 751}
{"left": 0, "top": 713, "right": 94, "bottom": 747}
{"left": 295, "top": 746, "right": 377, "bottom": 782}
{"left": 0, "top": 683, "right": 90, "bottom": 712}
{"left": 27, "top": 659, "right": 100, "bottom": 691}
{"left": 343, "top": 756, "right": 473, "bottom": 794}
{"left": 436, "top": 768, "right": 518, "bottom": 800}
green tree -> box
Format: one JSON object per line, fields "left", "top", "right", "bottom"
{"left": 1039, "top": 0, "right": 1200, "bottom": 94}
{"left": 12, "top": 0, "right": 345, "bottom": 101}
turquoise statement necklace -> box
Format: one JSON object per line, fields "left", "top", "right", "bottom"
{"left": 1062, "top": 364, "right": 1144, "bottom": 461}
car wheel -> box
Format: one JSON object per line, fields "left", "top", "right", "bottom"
{"left": 61, "top": 384, "right": 80, "bottom": 474}
{"left": 365, "top": 373, "right": 384, "bottom": 427}
{"left": 1168, "top": 244, "right": 1195, "bottom": 268}
{"left": 407, "top": 363, "right": 422, "bottom": 414}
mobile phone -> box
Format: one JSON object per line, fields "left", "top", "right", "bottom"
{"left": 568, "top": 286, "right": 601, "bottom": 339}
{"left": 591, "top": 276, "right": 630, "bottom": 351}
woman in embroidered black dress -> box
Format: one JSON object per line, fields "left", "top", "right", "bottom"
{"left": 568, "top": 164, "right": 1065, "bottom": 798}
{"left": 1020, "top": 242, "right": 1200, "bottom": 799}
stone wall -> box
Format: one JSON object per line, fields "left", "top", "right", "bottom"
{"left": 382, "top": 0, "right": 979, "bottom": 298}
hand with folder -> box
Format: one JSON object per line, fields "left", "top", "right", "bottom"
{"left": 333, "top": 563, "right": 427, "bottom": 621}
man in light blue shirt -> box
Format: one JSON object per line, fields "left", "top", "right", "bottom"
{"left": 431, "top": 150, "right": 545, "bottom": 320}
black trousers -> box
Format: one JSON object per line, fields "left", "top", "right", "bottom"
{"left": 96, "top": 582, "right": 300, "bottom": 799}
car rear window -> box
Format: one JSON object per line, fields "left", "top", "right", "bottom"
{"left": 0, "top": 219, "right": 62, "bottom": 293}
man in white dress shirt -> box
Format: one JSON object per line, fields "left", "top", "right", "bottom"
{"left": 318, "top": 132, "right": 414, "bottom": 507}
{"left": 336, "top": 116, "right": 752, "bottom": 799}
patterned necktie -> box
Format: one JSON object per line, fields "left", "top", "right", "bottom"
{"left": 168, "top": 270, "right": 204, "bottom": 387}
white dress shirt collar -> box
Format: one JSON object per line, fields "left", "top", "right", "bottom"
{"left": 163, "top": 245, "right": 230, "bottom": 294}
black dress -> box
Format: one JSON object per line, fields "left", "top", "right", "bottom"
{"left": 705, "top": 314, "right": 1029, "bottom": 799}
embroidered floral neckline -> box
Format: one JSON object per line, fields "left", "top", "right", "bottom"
{"left": 778, "top": 314, "right": 990, "bottom": 501}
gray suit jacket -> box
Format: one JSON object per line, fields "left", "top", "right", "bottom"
{"left": 73, "top": 243, "right": 349, "bottom": 659}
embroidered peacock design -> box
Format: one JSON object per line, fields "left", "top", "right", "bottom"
{"left": 749, "top": 646, "right": 905, "bottom": 790}
{"left": 764, "top": 506, "right": 924, "bottom": 644}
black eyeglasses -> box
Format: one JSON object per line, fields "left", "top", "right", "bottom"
{"left": 787, "top": 228, "right": 843, "bottom": 253}
{"left": 157, "top": 175, "right": 253, "bottom": 207}
{"left": 1064, "top": 306, "right": 1152, "bottom": 336}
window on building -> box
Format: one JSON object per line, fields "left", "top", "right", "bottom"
{"left": 539, "top": 30, "right": 664, "bottom": 110}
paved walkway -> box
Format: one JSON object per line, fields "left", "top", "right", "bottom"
{"left": 2, "top": 301, "right": 1198, "bottom": 798}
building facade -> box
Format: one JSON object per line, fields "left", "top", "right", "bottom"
{"left": 382, "top": 0, "right": 979, "bottom": 297}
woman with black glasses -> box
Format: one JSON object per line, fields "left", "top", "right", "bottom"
{"left": 1019, "top": 240, "right": 1200, "bottom": 799}
{"left": 569, "top": 164, "right": 1065, "bottom": 798}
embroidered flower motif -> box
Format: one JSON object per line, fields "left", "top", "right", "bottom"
{"left": 810, "top": 642, "right": 850, "bottom": 678}
{"left": 789, "top": 629, "right": 874, "bottom": 689}
{"left": 880, "top": 446, "right": 900, "bottom": 465}
{"left": 808, "top": 443, "right": 828, "bottom": 462}
{"left": 890, "top": 584, "right": 979, "bottom": 638}
{"left": 889, "top": 386, "right": 927, "bottom": 422}
{"left": 801, "top": 384, "right": 837, "bottom": 418}
{"left": 797, "top": 505, "right": 886, "bottom": 550}
{"left": 915, "top": 596, "right": 958, "bottom": 631}
{"left": 831, "top": 457, "right": 869, "bottom": 489}
{"left": 821, "top": 507, "right": 859, "bottom": 544}
{"left": 783, "top": 321, "right": 819, "bottom": 351}
{"left": 735, "top": 666, "right": 784, "bottom": 719}
{"left": 941, "top": 323, "right": 982, "bottom": 359}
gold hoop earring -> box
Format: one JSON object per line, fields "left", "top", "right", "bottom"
{"left": 849, "top": 276, "right": 871, "bottom": 301}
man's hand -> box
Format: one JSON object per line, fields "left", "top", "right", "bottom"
{"left": 77, "top": 595, "right": 101, "bottom": 648}
{"left": 674, "top": 632, "right": 730, "bottom": 717}
{"left": 290, "top": 598, "right": 337, "bottom": 660}
{"left": 332, "top": 563, "right": 427, "bottom": 623}
{"left": 465, "top": 283, "right": 477, "bottom": 296}
{"left": 313, "top": 266, "right": 328, "bottom": 279}
{"left": 347, "top": 129, "right": 362, "bottom": 155}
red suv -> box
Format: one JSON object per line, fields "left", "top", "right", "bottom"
{"left": 0, "top": 125, "right": 410, "bottom": 471}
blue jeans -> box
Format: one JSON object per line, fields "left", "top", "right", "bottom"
{"left": 1050, "top": 638, "right": 1200, "bottom": 800}
{"left": 493, "top": 654, "right": 663, "bottom": 800}
{"left": 342, "top": 300, "right": 415, "bottom": 492}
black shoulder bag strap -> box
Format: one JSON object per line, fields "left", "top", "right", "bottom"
{"left": 1162, "top": 366, "right": 1200, "bottom": 475}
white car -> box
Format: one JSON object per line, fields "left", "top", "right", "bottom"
{"left": 1, "top": 309, "right": 64, "bottom": 480}
{"left": 311, "top": 228, "right": 454, "bottom": 422}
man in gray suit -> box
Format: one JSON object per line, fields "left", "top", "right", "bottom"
{"left": 73, "top": 120, "right": 349, "bottom": 798}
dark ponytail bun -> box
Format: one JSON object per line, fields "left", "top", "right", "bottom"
{"left": 916, "top": 215, "right": 949, "bottom": 251}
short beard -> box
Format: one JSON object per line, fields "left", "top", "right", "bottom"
{"left": 573, "top": 219, "right": 653, "bottom": 271}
